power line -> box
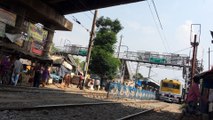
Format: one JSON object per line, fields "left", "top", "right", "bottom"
{"left": 71, "top": 16, "right": 90, "bottom": 32}
{"left": 150, "top": 0, "right": 171, "bottom": 51}
{"left": 83, "top": 12, "right": 93, "bottom": 21}
{"left": 151, "top": 0, "right": 163, "bottom": 30}
{"left": 147, "top": 0, "right": 168, "bottom": 52}
{"left": 173, "top": 47, "right": 192, "bottom": 53}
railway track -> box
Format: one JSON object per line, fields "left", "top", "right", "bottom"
{"left": 0, "top": 85, "right": 180, "bottom": 120}
{"left": 117, "top": 104, "right": 169, "bottom": 120}
{"left": 0, "top": 85, "right": 109, "bottom": 99}
{"left": 0, "top": 101, "right": 164, "bottom": 120}
{"left": 0, "top": 85, "right": 87, "bottom": 94}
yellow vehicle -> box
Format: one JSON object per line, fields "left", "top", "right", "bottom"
{"left": 159, "top": 78, "right": 183, "bottom": 103}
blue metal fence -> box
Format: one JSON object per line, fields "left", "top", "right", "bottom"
{"left": 108, "top": 82, "right": 156, "bottom": 100}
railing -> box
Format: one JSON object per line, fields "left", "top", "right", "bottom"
{"left": 115, "top": 51, "right": 190, "bottom": 68}
{"left": 108, "top": 82, "right": 156, "bottom": 100}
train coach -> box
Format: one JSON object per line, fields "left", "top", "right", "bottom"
{"left": 159, "top": 78, "right": 183, "bottom": 103}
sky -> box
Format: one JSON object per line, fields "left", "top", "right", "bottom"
{"left": 53, "top": 0, "right": 213, "bottom": 84}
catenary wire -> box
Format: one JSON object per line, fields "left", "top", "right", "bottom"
{"left": 71, "top": 16, "right": 90, "bottom": 32}
{"left": 147, "top": 0, "right": 168, "bottom": 52}
{"left": 150, "top": 0, "right": 171, "bottom": 51}
{"left": 173, "top": 47, "right": 192, "bottom": 53}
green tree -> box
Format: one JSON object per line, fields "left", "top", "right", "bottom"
{"left": 74, "top": 57, "right": 85, "bottom": 71}
{"left": 50, "top": 43, "right": 58, "bottom": 53}
{"left": 133, "top": 73, "right": 144, "bottom": 80}
{"left": 89, "top": 16, "right": 123, "bottom": 81}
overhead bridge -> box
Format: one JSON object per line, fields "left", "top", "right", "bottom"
{"left": 117, "top": 51, "right": 191, "bottom": 68}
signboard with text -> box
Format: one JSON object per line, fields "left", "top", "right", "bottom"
{"left": 135, "top": 51, "right": 189, "bottom": 67}
{"left": 31, "top": 40, "right": 43, "bottom": 55}
{"left": 28, "top": 23, "right": 48, "bottom": 42}
{"left": 64, "top": 45, "right": 88, "bottom": 56}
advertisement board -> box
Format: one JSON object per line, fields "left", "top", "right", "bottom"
{"left": 28, "top": 23, "right": 48, "bottom": 42}
{"left": 31, "top": 40, "right": 43, "bottom": 55}
{"left": 136, "top": 51, "right": 189, "bottom": 66}
{"left": 0, "top": 8, "right": 16, "bottom": 27}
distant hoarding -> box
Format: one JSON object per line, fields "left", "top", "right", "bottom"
{"left": 136, "top": 51, "right": 189, "bottom": 67}
{"left": 31, "top": 41, "right": 43, "bottom": 55}
{"left": 64, "top": 45, "right": 88, "bottom": 56}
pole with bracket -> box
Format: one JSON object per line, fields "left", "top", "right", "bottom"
{"left": 82, "top": 10, "right": 98, "bottom": 89}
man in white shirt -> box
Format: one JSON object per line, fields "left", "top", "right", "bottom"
{"left": 95, "top": 79, "right": 100, "bottom": 90}
{"left": 11, "top": 56, "right": 23, "bottom": 86}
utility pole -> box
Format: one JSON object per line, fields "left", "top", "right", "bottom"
{"left": 135, "top": 62, "right": 140, "bottom": 80}
{"left": 117, "top": 35, "right": 123, "bottom": 58}
{"left": 190, "top": 34, "right": 199, "bottom": 83}
{"left": 82, "top": 9, "right": 98, "bottom": 89}
{"left": 148, "top": 66, "right": 152, "bottom": 78}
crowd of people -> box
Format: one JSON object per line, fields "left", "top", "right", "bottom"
{"left": 0, "top": 55, "right": 51, "bottom": 88}
{"left": 0, "top": 55, "right": 102, "bottom": 91}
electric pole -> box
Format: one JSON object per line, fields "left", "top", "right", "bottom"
{"left": 82, "top": 9, "right": 98, "bottom": 89}
{"left": 190, "top": 34, "right": 199, "bottom": 84}
{"left": 135, "top": 62, "right": 140, "bottom": 80}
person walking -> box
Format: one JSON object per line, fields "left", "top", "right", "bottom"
{"left": 33, "top": 63, "right": 42, "bottom": 88}
{"left": 11, "top": 56, "right": 23, "bottom": 86}
{"left": 77, "top": 73, "right": 84, "bottom": 89}
{"left": 0, "top": 56, "right": 10, "bottom": 84}
{"left": 41, "top": 65, "right": 50, "bottom": 87}
{"left": 64, "top": 73, "right": 71, "bottom": 88}
{"left": 186, "top": 77, "right": 201, "bottom": 115}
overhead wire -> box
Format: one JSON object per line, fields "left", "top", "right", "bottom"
{"left": 147, "top": 0, "right": 168, "bottom": 52}
{"left": 83, "top": 12, "right": 93, "bottom": 21}
{"left": 151, "top": 0, "right": 163, "bottom": 30}
{"left": 150, "top": 0, "right": 171, "bottom": 51}
{"left": 71, "top": 16, "right": 90, "bottom": 32}
{"left": 173, "top": 47, "right": 192, "bottom": 53}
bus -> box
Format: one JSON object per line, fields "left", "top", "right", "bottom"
{"left": 159, "top": 78, "right": 183, "bottom": 103}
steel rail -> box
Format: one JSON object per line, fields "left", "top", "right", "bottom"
{"left": 0, "top": 85, "right": 107, "bottom": 95}
{"left": 116, "top": 105, "right": 169, "bottom": 120}
{"left": 0, "top": 101, "right": 158, "bottom": 111}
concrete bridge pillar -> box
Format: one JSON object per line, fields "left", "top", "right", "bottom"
{"left": 43, "top": 26, "right": 55, "bottom": 57}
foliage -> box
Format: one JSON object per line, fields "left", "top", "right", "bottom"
{"left": 94, "top": 16, "right": 123, "bottom": 54}
{"left": 50, "top": 43, "right": 58, "bottom": 53}
{"left": 90, "top": 47, "right": 120, "bottom": 79}
{"left": 74, "top": 57, "right": 81, "bottom": 65}
{"left": 89, "top": 16, "right": 123, "bottom": 80}
{"left": 133, "top": 73, "right": 144, "bottom": 80}
{"left": 74, "top": 57, "right": 85, "bottom": 71}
